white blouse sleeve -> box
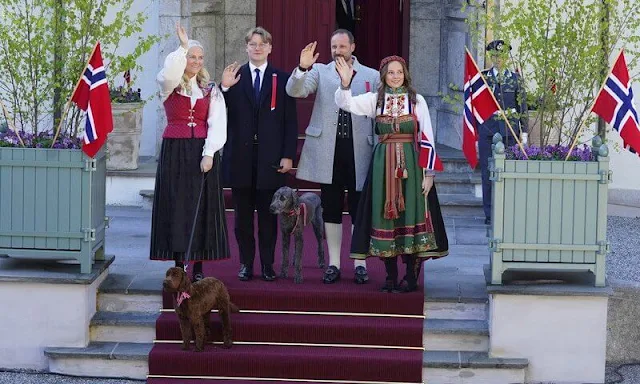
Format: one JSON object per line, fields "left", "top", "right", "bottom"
{"left": 157, "top": 46, "right": 188, "bottom": 102}
{"left": 334, "top": 88, "right": 378, "bottom": 119}
{"left": 416, "top": 94, "right": 437, "bottom": 173}
{"left": 202, "top": 86, "right": 227, "bottom": 157}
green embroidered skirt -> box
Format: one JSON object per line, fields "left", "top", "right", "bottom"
{"left": 350, "top": 117, "right": 448, "bottom": 260}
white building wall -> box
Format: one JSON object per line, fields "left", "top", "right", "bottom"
{"left": 110, "top": 0, "right": 161, "bottom": 158}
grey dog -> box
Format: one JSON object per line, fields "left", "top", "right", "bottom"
{"left": 269, "top": 186, "right": 325, "bottom": 283}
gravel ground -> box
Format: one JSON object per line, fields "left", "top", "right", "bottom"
{"left": 606, "top": 363, "right": 640, "bottom": 383}
{"left": 0, "top": 371, "right": 143, "bottom": 384}
{"left": 606, "top": 216, "right": 640, "bottom": 283}
{"left": 594, "top": 214, "right": 640, "bottom": 384}
{"left": 2, "top": 366, "right": 640, "bottom": 384}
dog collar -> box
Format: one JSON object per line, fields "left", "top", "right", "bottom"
{"left": 176, "top": 291, "right": 191, "bottom": 306}
{"left": 288, "top": 203, "right": 309, "bottom": 232}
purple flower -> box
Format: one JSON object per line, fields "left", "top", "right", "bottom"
{"left": 0, "top": 130, "right": 82, "bottom": 149}
{"left": 505, "top": 143, "right": 594, "bottom": 162}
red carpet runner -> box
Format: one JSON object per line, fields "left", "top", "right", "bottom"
{"left": 147, "top": 214, "right": 424, "bottom": 383}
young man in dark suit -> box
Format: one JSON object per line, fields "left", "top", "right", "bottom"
{"left": 220, "top": 27, "right": 298, "bottom": 281}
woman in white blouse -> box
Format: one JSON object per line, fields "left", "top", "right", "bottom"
{"left": 335, "top": 55, "right": 449, "bottom": 293}
{"left": 149, "top": 23, "right": 230, "bottom": 281}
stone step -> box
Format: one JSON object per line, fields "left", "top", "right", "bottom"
{"left": 98, "top": 272, "right": 490, "bottom": 320}
{"left": 425, "top": 301, "right": 487, "bottom": 321}
{"left": 423, "top": 351, "right": 528, "bottom": 384}
{"left": 98, "top": 292, "right": 486, "bottom": 323}
{"left": 89, "top": 310, "right": 488, "bottom": 352}
{"left": 98, "top": 291, "right": 163, "bottom": 313}
{"left": 438, "top": 193, "right": 483, "bottom": 207}
{"left": 46, "top": 342, "right": 526, "bottom": 383}
{"left": 424, "top": 319, "right": 489, "bottom": 352}
{"left": 45, "top": 341, "right": 151, "bottom": 380}
{"left": 97, "top": 274, "right": 163, "bottom": 313}
{"left": 434, "top": 172, "right": 482, "bottom": 195}
{"left": 90, "top": 311, "right": 158, "bottom": 343}
{"left": 98, "top": 291, "right": 163, "bottom": 314}
{"left": 441, "top": 158, "right": 476, "bottom": 174}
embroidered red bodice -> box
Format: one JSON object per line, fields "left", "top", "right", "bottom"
{"left": 162, "top": 90, "right": 211, "bottom": 139}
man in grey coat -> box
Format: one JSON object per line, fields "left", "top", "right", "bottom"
{"left": 286, "top": 29, "right": 380, "bottom": 284}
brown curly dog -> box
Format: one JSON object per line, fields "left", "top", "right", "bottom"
{"left": 162, "top": 267, "right": 239, "bottom": 351}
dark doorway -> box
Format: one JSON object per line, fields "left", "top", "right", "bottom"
{"left": 337, "top": 0, "right": 410, "bottom": 69}
{"left": 256, "top": 0, "right": 410, "bottom": 134}
{"left": 257, "top": 0, "right": 336, "bottom": 135}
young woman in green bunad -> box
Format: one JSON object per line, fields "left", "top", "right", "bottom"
{"left": 335, "top": 55, "right": 449, "bottom": 293}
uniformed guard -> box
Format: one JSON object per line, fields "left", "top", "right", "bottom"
{"left": 479, "top": 39, "right": 528, "bottom": 225}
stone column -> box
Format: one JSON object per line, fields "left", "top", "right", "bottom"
{"left": 224, "top": 0, "right": 257, "bottom": 69}
{"left": 192, "top": 0, "right": 224, "bottom": 80}
{"left": 156, "top": 0, "right": 191, "bottom": 157}
{"left": 436, "top": 0, "right": 471, "bottom": 150}
{"left": 409, "top": 0, "right": 444, "bottom": 144}
{"left": 409, "top": 0, "right": 472, "bottom": 150}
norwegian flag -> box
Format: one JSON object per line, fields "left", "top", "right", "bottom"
{"left": 71, "top": 42, "right": 113, "bottom": 158}
{"left": 124, "top": 69, "right": 131, "bottom": 87}
{"left": 462, "top": 49, "right": 501, "bottom": 168}
{"left": 418, "top": 132, "right": 443, "bottom": 171}
{"left": 592, "top": 50, "right": 640, "bottom": 156}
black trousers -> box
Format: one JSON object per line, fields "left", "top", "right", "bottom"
{"left": 321, "top": 135, "right": 360, "bottom": 224}
{"left": 232, "top": 187, "right": 276, "bottom": 268}
{"left": 231, "top": 144, "right": 277, "bottom": 269}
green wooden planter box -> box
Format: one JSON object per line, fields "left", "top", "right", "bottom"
{"left": 489, "top": 142, "right": 610, "bottom": 287}
{"left": 0, "top": 147, "right": 107, "bottom": 273}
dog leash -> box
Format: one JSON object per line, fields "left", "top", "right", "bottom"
{"left": 183, "top": 171, "right": 209, "bottom": 273}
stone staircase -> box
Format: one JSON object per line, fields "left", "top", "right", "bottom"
{"left": 423, "top": 276, "right": 528, "bottom": 383}
{"left": 44, "top": 280, "right": 159, "bottom": 379}
{"left": 44, "top": 272, "right": 529, "bottom": 383}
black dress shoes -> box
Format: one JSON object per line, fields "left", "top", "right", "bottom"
{"left": 262, "top": 264, "right": 276, "bottom": 282}
{"left": 322, "top": 265, "right": 341, "bottom": 284}
{"left": 238, "top": 265, "right": 253, "bottom": 281}
{"left": 354, "top": 266, "right": 369, "bottom": 284}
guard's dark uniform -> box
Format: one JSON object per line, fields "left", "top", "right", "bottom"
{"left": 478, "top": 40, "right": 527, "bottom": 223}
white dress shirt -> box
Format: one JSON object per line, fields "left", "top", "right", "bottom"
{"left": 249, "top": 61, "right": 269, "bottom": 91}
{"left": 156, "top": 46, "right": 227, "bottom": 157}
{"left": 334, "top": 88, "right": 437, "bottom": 175}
